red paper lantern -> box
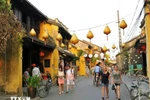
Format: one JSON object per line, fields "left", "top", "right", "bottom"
{"left": 141, "top": 45, "right": 146, "bottom": 51}
{"left": 40, "top": 51, "right": 45, "bottom": 57}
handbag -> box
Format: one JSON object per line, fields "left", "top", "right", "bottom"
{"left": 111, "top": 84, "right": 116, "bottom": 90}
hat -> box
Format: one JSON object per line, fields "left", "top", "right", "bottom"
{"left": 31, "top": 63, "right": 36, "bottom": 67}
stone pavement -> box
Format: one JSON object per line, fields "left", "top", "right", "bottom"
{"left": 122, "top": 75, "right": 149, "bottom": 94}
{"left": 0, "top": 75, "right": 85, "bottom": 100}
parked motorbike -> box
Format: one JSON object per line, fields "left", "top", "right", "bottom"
{"left": 93, "top": 72, "right": 100, "bottom": 87}
{"left": 37, "top": 73, "right": 52, "bottom": 98}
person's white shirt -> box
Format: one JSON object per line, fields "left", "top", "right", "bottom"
{"left": 32, "top": 67, "right": 40, "bottom": 77}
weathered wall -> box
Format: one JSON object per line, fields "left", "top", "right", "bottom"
{"left": 0, "top": 40, "right": 22, "bottom": 94}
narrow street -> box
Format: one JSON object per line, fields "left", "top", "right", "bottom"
{"left": 41, "top": 75, "right": 130, "bottom": 100}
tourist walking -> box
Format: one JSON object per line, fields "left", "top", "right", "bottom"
{"left": 66, "top": 66, "right": 74, "bottom": 93}
{"left": 101, "top": 66, "right": 110, "bottom": 100}
{"left": 111, "top": 65, "right": 123, "bottom": 100}
{"left": 57, "top": 67, "right": 65, "bottom": 95}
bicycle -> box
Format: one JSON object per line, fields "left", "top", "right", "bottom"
{"left": 129, "top": 76, "right": 150, "bottom": 100}
{"left": 37, "top": 76, "right": 52, "bottom": 98}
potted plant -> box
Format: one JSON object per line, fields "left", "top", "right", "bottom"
{"left": 26, "top": 75, "right": 40, "bottom": 98}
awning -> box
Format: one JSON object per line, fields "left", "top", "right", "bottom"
{"left": 23, "top": 36, "right": 56, "bottom": 50}
{"left": 57, "top": 47, "right": 76, "bottom": 58}
{"left": 134, "top": 36, "right": 146, "bottom": 49}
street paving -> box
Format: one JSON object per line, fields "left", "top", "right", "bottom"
{"left": 40, "top": 75, "right": 131, "bottom": 100}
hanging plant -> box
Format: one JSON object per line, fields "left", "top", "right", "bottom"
{"left": 0, "top": 0, "right": 25, "bottom": 53}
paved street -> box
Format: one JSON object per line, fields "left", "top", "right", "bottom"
{"left": 40, "top": 75, "right": 130, "bottom": 100}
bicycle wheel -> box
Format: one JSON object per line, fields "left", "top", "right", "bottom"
{"left": 37, "top": 85, "right": 49, "bottom": 98}
{"left": 130, "top": 88, "right": 138, "bottom": 99}
{"left": 133, "top": 94, "right": 150, "bottom": 100}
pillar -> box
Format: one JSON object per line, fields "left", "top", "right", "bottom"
{"left": 144, "top": 0, "right": 150, "bottom": 87}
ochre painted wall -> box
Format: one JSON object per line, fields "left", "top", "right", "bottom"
{"left": 39, "top": 22, "right": 59, "bottom": 82}
{"left": 0, "top": 40, "right": 22, "bottom": 94}
{"left": 70, "top": 46, "right": 86, "bottom": 76}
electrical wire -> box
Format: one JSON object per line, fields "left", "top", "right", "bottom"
{"left": 124, "top": 1, "right": 145, "bottom": 42}
{"left": 69, "top": 12, "right": 135, "bottom": 32}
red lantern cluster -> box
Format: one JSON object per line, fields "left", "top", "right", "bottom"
{"left": 40, "top": 51, "right": 45, "bottom": 57}
{"left": 137, "top": 45, "right": 146, "bottom": 54}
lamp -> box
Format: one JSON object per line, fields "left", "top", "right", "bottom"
{"left": 70, "top": 34, "right": 79, "bottom": 45}
{"left": 30, "top": 28, "right": 36, "bottom": 42}
{"left": 42, "top": 28, "right": 49, "bottom": 45}
{"left": 103, "top": 25, "right": 111, "bottom": 41}
{"left": 119, "top": 19, "right": 127, "bottom": 35}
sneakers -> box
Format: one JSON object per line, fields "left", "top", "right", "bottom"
{"left": 102, "top": 97, "right": 104, "bottom": 100}
{"left": 61, "top": 91, "right": 63, "bottom": 94}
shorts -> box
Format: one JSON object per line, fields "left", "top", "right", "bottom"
{"left": 114, "top": 83, "right": 120, "bottom": 86}
{"left": 67, "top": 79, "right": 74, "bottom": 85}
{"left": 101, "top": 83, "right": 109, "bottom": 87}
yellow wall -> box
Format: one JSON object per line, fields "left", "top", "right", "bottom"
{"left": 0, "top": 40, "right": 22, "bottom": 94}
{"left": 39, "top": 22, "right": 59, "bottom": 81}
{"left": 70, "top": 46, "right": 86, "bottom": 76}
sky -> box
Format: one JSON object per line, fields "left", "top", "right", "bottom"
{"left": 28, "top": 0, "right": 144, "bottom": 59}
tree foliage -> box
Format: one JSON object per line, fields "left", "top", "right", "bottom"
{"left": 0, "top": 0, "right": 24, "bottom": 53}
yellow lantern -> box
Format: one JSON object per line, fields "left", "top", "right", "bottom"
{"left": 42, "top": 30, "right": 49, "bottom": 45}
{"left": 77, "top": 47, "right": 80, "bottom": 51}
{"left": 102, "top": 46, "right": 107, "bottom": 52}
{"left": 70, "top": 34, "right": 79, "bottom": 45}
{"left": 103, "top": 26, "right": 111, "bottom": 41}
{"left": 56, "top": 33, "right": 62, "bottom": 41}
{"left": 122, "top": 43, "right": 125, "bottom": 48}
{"left": 85, "top": 46, "right": 89, "bottom": 51}
{"left": 141, "top": 28, "right": 145, "bottom": 35}
{"left": 61, "top": 43, "right": 65, "bottom": 48}
{"left": 112, "top": 44, "right": 116, "bottom": 49}
{"left": 93, "top": 46, "right": 98, "bottom": 51}
{"left": 69, "top": 44, "right": 72, "bottom": 49}
{"left": 30, "top": 28, "right": 36, "bottom": 42}
{"left": 86, "top": 30, "right": 94, "bottom": 41}
{"left": 119, "top": 20, "right": 127, "bottom": 35}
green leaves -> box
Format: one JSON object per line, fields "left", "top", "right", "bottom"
{"left": 26, "top": 75, "right": 41, "bottom": 88}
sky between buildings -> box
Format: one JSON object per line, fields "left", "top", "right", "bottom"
{"left": 28, "top": 0, "right": 144, "bottom": 59}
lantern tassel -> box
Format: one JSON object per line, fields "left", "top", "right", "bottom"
{"left": 44, "top": 40, "right": 47, "bottom": 45}
{"left": 107, "top": 35, "right": 108, "bottom": 41}
{"left": 32, "top": 38, "right": 34, "bottom": 42}
{"left": 123, "top": 30, "right": 125, "bottom": 35}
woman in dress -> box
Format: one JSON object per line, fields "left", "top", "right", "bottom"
{"left": 112, "top": 65, "right": 123, "bottom": 100}
{"left": 101, "top": 66, "right": 110, "bottom": 100}
{"left": 57, "top": 67, "right": 65, "bottom": 94}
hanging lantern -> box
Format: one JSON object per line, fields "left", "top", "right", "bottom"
{"left": 112, "top": 44, "right": 116, "bottom": 49}
{"left": 56, "top": 33, "right": 62, "bottom": 41}
{"left": 69, "top": 44, "right": 72, "bottom": 49}
{"left": 102, "top": 46, "right": 107, "bottom": 52}
{"left": 86, "top": 30, "right": 94, "bottom": 42}
{"left": 39, "top": 51, "right": 45, "bottom": 57}
{"left": 42, "top": 29, "right": 49, "bottom": 45}
{"left": 93, "top": 46, "right": 98, "bottom": 51}
{"left": 61, "top": 43, "right": 65, "bottom": 48}
{"left": 119, "top": 19, "right": 127, "bottom": 35}
{"left": 30, "top": 28, "right": 36, "bottom": 42}
{"left": 77, "top": 47, "right": 81, "bottom": 51}
{"left": 70, "top": 34, "right": 79, "bottom": 45}
{"left": 141, "top": 28, "right": 145, "bottom": 35}
{"left": 122, "top": 43, "right": 125, "bottom": 48}
{"left": 103, "top": 26, "right": 111, "bottom": 41}
{"left": 85, "top": 46, "right": 89, "bottom": 51}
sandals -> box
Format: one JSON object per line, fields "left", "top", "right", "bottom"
{"left": 106, "top": 95, "right": 109, "bottom": 98}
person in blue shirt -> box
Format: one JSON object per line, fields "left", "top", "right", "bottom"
{"left": 93, "top": 62, "right": 101, "bottom": 83}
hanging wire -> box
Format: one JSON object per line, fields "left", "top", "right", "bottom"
{"left": 123, "top": 0, "right": 145, "bottom": 42}
{"left": 69, "top": 12, "right": 135, "bottom": 32}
